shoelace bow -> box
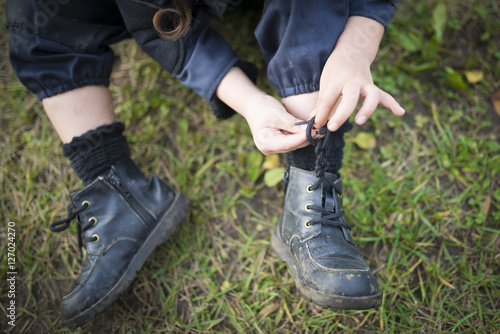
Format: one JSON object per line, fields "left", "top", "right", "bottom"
{"left": 50, "top": 201, "right": 97, "bottom": 256}
{"left": 295, "top": 117, "right": 351, "bottom": 230}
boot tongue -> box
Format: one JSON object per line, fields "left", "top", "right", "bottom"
{"left": 308, "top": 174, "right": 347, "bottom": 259}
{"left": 322, "top": 173, "right": 341, "bottom": 213}
{"left": 324, "top": 173, "right": 342, "bottom": 194}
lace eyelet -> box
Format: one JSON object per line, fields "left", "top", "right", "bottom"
{"left": 88, "top": 217, "right": 97, "bottom": 226}
{"left": 92, "top": 234, "right": 100, "bottom": 243}
{"left": 306, "top": 184, "right": 314, "bottom": 193}
{"left": 81, "top": 200, "right": 91, "bottom": 209}
{"left": 305, "top": 220, "right": 312, "bottom": 229}
{"left": 305, "top": 203, "right": 312, "bottom": 212}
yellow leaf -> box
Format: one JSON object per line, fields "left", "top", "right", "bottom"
{"left": 262, "top": 154, "right": 281, "bottom": 170}
{"left": 264, "top": 168, "right": 285, "bottom": 187}
{"left": 492, "top": 89, "right": 500, "bottom": 117}
{"left": 464, "top": 70, "right": 484, "bottom": 84}
{"left": 481, "top": 197, "right": 491, "bottom": 216}
{"left": 430, "top": 211, "right": 452, "bottom": 219}
{"left": 221, "top": 280, "right": 231, "bottom": 292}
{"left": 352, "top": 132, "right": 376, "bottom": 150}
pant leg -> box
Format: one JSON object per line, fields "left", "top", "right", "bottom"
{"left": 255, "top": 0, "right": 397, "bottom": 98}
{"left": 255, "top": 0, "right": 350, "bottom": 99}
{"left": 255, "top": 0, "right": 352, "bottom": 174}
{"left": 6, "top": 0, "right": 130, "bottom": 100}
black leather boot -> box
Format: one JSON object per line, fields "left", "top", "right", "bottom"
{"left": 50, "top": 157, "right": 189, "bottom": 328}
{"left": 271, "top": 119, "right": 382, "bottom": 310}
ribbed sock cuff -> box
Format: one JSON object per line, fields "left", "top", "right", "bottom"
{"left": 62, "top": 122, "right": 130, "bottom": 185}
{"left": 286, "top": 121, "right": 352, "bottom": 175}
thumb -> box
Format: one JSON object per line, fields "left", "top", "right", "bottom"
{"left": 278, "top": 112, "right": 308, "bottom": 134}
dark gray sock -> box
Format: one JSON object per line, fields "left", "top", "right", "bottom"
{"left": 285, "top": 121, "right": 352, "bottom": 175}
{"left": 62, "top": 122, "right": 130, "bottom": 185}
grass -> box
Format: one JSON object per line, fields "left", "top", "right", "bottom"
{"left": 1, "top": 0, "right": 499, "bottom": 333}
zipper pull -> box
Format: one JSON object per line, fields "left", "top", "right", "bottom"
{"left": 107, "top": 170, "right": 130, "bottom": 197}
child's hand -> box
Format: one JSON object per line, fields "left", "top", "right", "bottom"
{"left": 311, "top": 16, "right": 405, "bottom": 131}
{"left": 243, "top": 95, "right": 309, "bottom": 155}
{"left": 216, "top": 67, "right": 309, "bottom": 155}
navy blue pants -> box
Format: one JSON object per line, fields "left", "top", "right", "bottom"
{"left": 6, "top": 0, "right": 397, "bottom": 116}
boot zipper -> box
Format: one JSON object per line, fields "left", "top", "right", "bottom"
{"left": 282, "top": 169, "right": 290, "bottom": 195}
{"left": 104, "top": 168, "right": 156, "bottom": 227}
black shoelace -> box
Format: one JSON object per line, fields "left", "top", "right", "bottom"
{"left": 295, "top": 117, "right": 351, "bottom": 230}
{"left": 50, "top": 201, "right": 97, "bottom": 257}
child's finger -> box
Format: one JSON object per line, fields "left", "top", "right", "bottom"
{"left": 326, "top": 85, "right": 360, "bottom": 132}
{"left": 278, "top": 111, "right": 326, "bottom": 141}
{"left": 355, "top": 86, "right": 380, "bottom": 125}
{"left": 380, "top": 90, "right": 405, "bottom": 116}
{"left": 312, "top": 86, "right": 342, "bottom": 128}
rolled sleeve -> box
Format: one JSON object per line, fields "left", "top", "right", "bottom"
{"left": 116, "top": 0, "right": 238, "bottom": 102}
{"left": 349, "top": 0, "right": 399, "bottom": 28}
{"left": 175, "top": 6, "right": 239, "bottom": 101}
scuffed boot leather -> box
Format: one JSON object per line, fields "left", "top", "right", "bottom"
{"left": 271, "top": 167, "right": 382, "bottom": 309}
{"left": 50, "top": 157, "right": 189, "bottom": 328}
{"left": 272, "top": 118, "right": 382, "bottom": 310}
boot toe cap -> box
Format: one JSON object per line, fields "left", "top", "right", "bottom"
{"left": 293, "top": 241, "right": 381, "bottom": 298}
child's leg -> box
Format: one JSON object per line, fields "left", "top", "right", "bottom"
{"left": 255, "top": 0, "right": 382, "bottom": 310}
{"left": 41, "top": 86, "right": 131, "bottom": 185}
{"left": 7, "top": 1, "right": 189, "bottom": 328}
{"left": 43, "top": 86, "right": 116, "bottom": 144}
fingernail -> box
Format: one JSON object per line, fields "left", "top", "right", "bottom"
{"left": 329, "top": 122, "right": 339, "bottom": 132}
{"left": 356, "top": 115, "right": 367, "bottom": 124}
{"left": 400, "top": 107, "right": 406, "bottom": 114}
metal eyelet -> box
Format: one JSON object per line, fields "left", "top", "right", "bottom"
{"left": 81, "top": 200, "right": 91, "bottom": 209}
{"left": 305, "top": 203, "right": 312, "bottom": 212}
{"left": 306, "top": 184, "right": 314, "bottom": 193}
{"left": 88, "top": 217, "right": 97, "bottom": 227}
{"left": 92, "top": 234, "right": 100, "bottom": 243}
{"left": 305, "top": 220, "right": 312, "bottom": 229}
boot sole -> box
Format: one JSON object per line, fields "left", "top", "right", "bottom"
{"left": 63, "top": 190, "right": 190, "bottom": 329}
{"left": 270, "top": 224, "right": 383, "bottom": 310}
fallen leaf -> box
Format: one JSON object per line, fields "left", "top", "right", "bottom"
{"left": 257, "top": 303, "right": 280, "bottom": 318}
{"left": 247, "top": 150, "right": 263, "bottom": 182}
{"left": 492, "top": 89, "right": 500, "bottom": 117}
{"left": 444, "top": 67, "right": 467, "bottom": 90}
{"left": 352, "top": 132, "right": 376, "bottom": 150}
{"left": 481, "top": 197, "right": 491, "bottom": 216}
{"left": 262, "top": 154, "right": 281, "bottom": 170}
{"left": 220, "top": 280, "right": 231, "bottom": 292}
{"left": 464, "top": 70, "right": 484, "bottom": 84}
{"left": 430, "top": 211, "right": 451, "bottom": 219}
{"left": 264, "top": 168, "right": 285, "bottom": 187}
{"left": 415, "top": 115, "right": 430, "bottom": 129}
{"left": 398, "top": 32, "right": 424, "bottom": 52}
{"left": 432, "top": 3, "right": 447, "bottom": 43}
